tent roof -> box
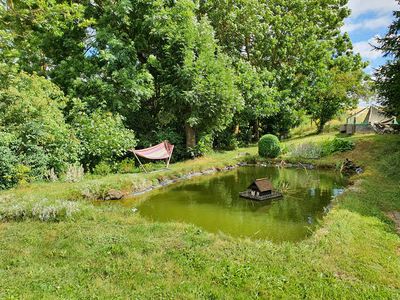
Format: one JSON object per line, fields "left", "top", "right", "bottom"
{"left": 346, "top": 106, "right": 396, "bottom": 124}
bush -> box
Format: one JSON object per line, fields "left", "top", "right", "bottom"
{"left": 258, "top": 134, "right": 281, "bottom": 158}
{"left": 118, "top": 158, "right": 140, "bottom": 174}
{"left": 73, "top": 110, "right": 136, "bottom": 168}
{"left": 0, "top": 145, "right": 18, "bottom": 189}
{"left": 0, "top": 73, "right": 80, "bottom": 187}
{"left": 188, "top": 134, "right": 213, "bottom": 158}
{"left": 289, "top": 142, "right": 323, "bottom": 159}
{"left": 0, "top": 197, "right": 82, "bottom": 222}
{"left": 288, "top": 138, "right": 355, "bottom": 159}
{"left": 64, "top": 164, "right": 84, "bottom": 183}
{"left": 213, "top": 129, "right": 239, "bottom": 151}
{"left": 322, "top": 138, "right": 355, "bottom": 155}
{"left": 93, "top": 161, "right": 113, "bottom": 176}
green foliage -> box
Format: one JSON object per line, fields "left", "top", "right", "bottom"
{"left": 258, "top": 134, "right": 281, "bottom": 158}
{"left": 375, "top": 2, "right": 400, "bottom": 116}
{"left": 213, "top": 129, "right": 239, "bottom": 151}
{"left": 188, "top": 134, "right": 214, "bottom": 158}
{"left": 0, "top": 197, "right": 82, "bottom": 222}
{"left": 0, "top": 0, "right": 368, "bottom": 189}
{"left": 0, "top": 73, "right": 79, "bottom": 188}
{"left": 321, "top": 138, "right": 355, "bottom": 155}
{"left": 117, "top": 158, "right": 140, "bottom": 174}
{"left": 0, "top": 145, "right": 18, "bottom": 189}
{"left": 73, "top": 110, "right": 136, "bottom": 168}
{"left": 289, "top": 142, "right": 323, "bottom": 159}
{"left": 288, "top": 137, "right": 354, "bottom": 159}
{"left": 93, "top": 161, "right": 113, "bottom": 176}
{"left": 64, "top": 164, "right": 84, "bottom": 183}
{"left": 155, "top": 129, "right": 186, "bottom": 161}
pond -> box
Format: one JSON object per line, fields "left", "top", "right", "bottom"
{"left": 123, "top": 167, "right": 348, "bottom": 242}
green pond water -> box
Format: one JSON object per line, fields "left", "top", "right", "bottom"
{"left": 123, "top": 167, "right": 348, "bottom": 242}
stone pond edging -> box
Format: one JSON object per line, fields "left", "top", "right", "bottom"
{"left": 128, "top": 160, "right": 318, "bottom": 198}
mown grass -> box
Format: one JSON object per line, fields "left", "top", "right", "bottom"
{"left": 0, "top": 134, "right": 399, "bottom": 299}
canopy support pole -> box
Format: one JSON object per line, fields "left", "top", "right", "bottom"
{"left": 133, "top": 151, "right": 148, "bottom": 173}
{"left": 166, "top": 151, "right": 173, "bottom": 169}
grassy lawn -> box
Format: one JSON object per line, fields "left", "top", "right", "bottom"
{"left": 1, "top": 134, "right": 400, "bottom": 299}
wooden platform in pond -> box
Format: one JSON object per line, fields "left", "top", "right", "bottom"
{"left": 239, "top": 190, "right": 283, "bottom": 201}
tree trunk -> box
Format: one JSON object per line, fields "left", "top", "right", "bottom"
{"left": 253, "top": 118, "right": 260, "bottom": 141}
{"left": 234, "top": 124, "right": 240, "bottom": 135}
{"left": 316, "top": 121, "right": 325, "bottom": 133}
{"left": 185, "top": 123, "right": 196, "bottom": 149}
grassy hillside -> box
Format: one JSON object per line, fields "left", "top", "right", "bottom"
{"left": 0, "top": 134, "right": 399, "bottom": 299}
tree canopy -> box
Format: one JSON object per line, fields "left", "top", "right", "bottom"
{"left": 375, "top": 0, "right": 400, "bottom": 117}
{"left": 0, "top": 0, "right": 368, "bottom": 187}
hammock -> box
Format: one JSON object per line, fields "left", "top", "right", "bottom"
{"left": 130, "top": 141, "right": 174, "bottom": 173}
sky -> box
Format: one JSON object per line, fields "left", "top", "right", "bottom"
{"left": 344, "top": 0, "right": 399, "bottom": 75}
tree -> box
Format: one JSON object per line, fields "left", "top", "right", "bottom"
{"left": 144, "top": 1, "right": 243, "bottom": 149}
{"left": 201, "top": 0, "right": 362, "bottom": 136}
{"left": 375, "top": 1, "right": 400, "bottom": 116}
{"left": 305, "top": 68, "right": 367, "bottom": 132}
{"left": 0, "top": 72, "right": 80, "bottom": 179}
{"left": 303, "top": 33, "right": 367, "bottom": 132}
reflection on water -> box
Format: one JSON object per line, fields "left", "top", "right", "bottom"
{"left": 123, "top": 167, "right": 348, "bottom": 242}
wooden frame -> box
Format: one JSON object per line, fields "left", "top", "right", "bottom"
{"left": 131, "top": 141, "right": 174, "bottom": 174}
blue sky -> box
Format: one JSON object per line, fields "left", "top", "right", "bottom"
{"left": 344, "top": 0, "right": 399, "bottom": 75}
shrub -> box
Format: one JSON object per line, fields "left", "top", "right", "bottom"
{"left": 288, "top": 138, "right": 354, "bottom": 159}
{"left": 0, "top": 145, "right": 18, "bottom": 189}
{"left": 73, "top": 110, "right": 136, "bottom": 168}
{"left": 93, "top": 161, "right": 112, "bottom": 176}
{"left": 0, "top": 73, "right": 80, "bottom": 186}
{"left": 64, "top": 164, "right": 85, "bottom": 183}
{"left": 258, "top": 134, "right": 281, "bottom": 158}
{"left": 213, "top": 129, "right": 239, "bottom": 151}
{"left": 118, "top": 158, "right": 140, "bottom": 174}
{"left": 322, "top": 137, "right": 355, "bottom": 155}
{"left": 289, "top": 142, "right": 323, "bottom": 159}
{"left": 156, "top": 128, "right": 186, "bottom": 161}
{"left": 0, "top": 197, "right": 82, "bottom": 222}
{"left": 188, "top": 134, "right": 213, "bottom": 158}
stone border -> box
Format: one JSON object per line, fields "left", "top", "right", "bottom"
{"left": 129, "top": 161, "right": 319, "bottom": 197}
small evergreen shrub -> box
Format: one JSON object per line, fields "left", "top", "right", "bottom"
{"left": 258, "top": 134, "right": 281, "bottom": 158}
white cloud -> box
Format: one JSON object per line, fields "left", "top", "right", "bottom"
{"left": 348, "top": 0, "right": 399, "bottom": 18}
{"left": 343, "top": 15, "right": 392, "bottom": 32}
{"left": 353, "top": 38, "right": 382, "bottom": 60}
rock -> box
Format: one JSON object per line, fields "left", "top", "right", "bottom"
{"left": 341, "top": 159, "right": 363, "bottom": 175}
{"left": 236, "top": 152, "right": 251, "bottom": 157}
{"left": 105, "top": 189, "right": 124, "bottom": 200}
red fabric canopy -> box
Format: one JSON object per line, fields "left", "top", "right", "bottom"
{"left": 130, "top": 141, "right": 174, "bottom": 160}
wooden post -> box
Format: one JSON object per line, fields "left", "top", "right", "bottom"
{"left": 166, "top": 151, "right": 173, "bottom": 168}
{"left": 133, "top": 151, "right": 148, "bottom": 173}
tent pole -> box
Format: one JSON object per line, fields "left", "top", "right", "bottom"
{"left": 133, "top": 151, "right": 148, "bottom": 173}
